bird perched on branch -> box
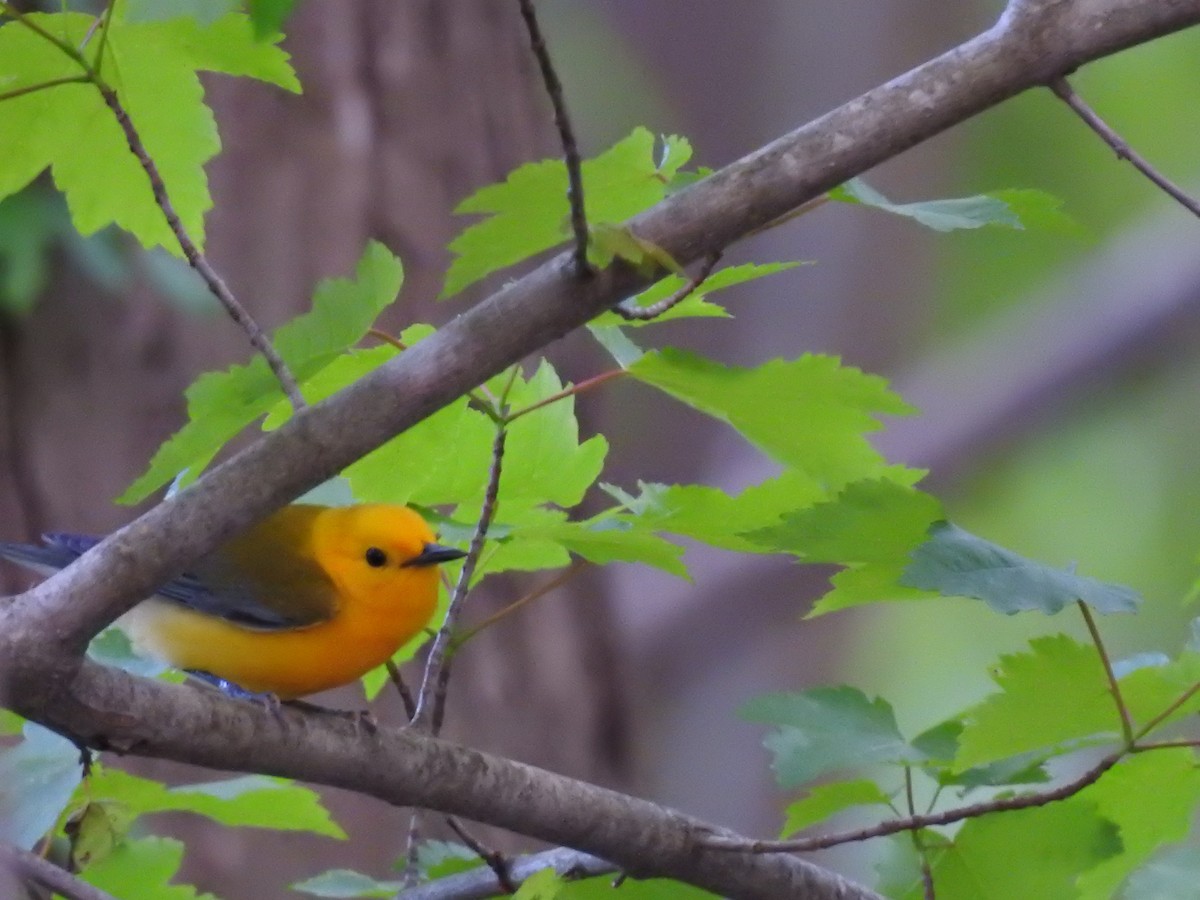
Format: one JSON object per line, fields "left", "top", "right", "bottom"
{"left": 0, "top": 504, "right": 466, "bottom": 699}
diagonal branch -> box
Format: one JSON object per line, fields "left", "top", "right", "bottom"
{"left": 1050, "top": 76, "right": 1200, "bottom": 218}
{"left": 0, "top": 842, "right": 118, "bottom": 900}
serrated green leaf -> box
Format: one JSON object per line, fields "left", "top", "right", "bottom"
{"left": 293, "top": 869, "right": 406, "bottom": 898}
{"left": 514, "top": 868, "right": 567, "bottom": 900}
{"left": 741, "top": 687, "right": 920, "bottom": 788}
{"left": 591, "top": 261, "right": 807, "bottom": 327}
{"left": 443, "top": 128, "right": 691, "bottom": 297}
{"left": 246, "top": 0, "right": 297, "bottom": 37}
{"left": 629, "top": 350, "right": 912, "bottom": 487}
{"left": 988, "top": 188, "right": 1082, "bottom": 235}
{"left": 520, "top": 514, "right": 688, "bottom": 577}
{"left": 0, "top": 724, "right": 83, "bottom": 848}
{"left": 0, "top": 189, "right": 63, "bottom": 313}
{"left": 0, "top": 13, "right": 297, "bottom": 253}
{"left": 120, "top": 242, "right": 403, "bottom": 503}
{"left": 587, "top": 222, "right": 679, "bottom": 273}
{"left": 67, "top": 800, "right": 136, "bottom": 870}
{"left": 748, "top": 478, "right": 940, "bottom": 563}
{"left": 900, "top": 521, "right": 1142, "bottom": 615}
{"left": 490, "top": 360, "right": 608, "bottom": 511}
{"left": 413, "top": 840, "right": 482, "bottom": 880}
{"left": 1075, "top": 749, "right": 1200, "bottom": 900}
{"left": 87, "top": 626, "right": 171, "bottom": 679}
{"left": 953, "top": 635, "right": 1118, "bottom": 771}
{"left": 780, "top": 778, "right": 892, "bottom": 837}
{"left": 83, "top": 836, "right": 215, "bottom": 899}
{"left": 87, "top": 768, "right": 345, "bottom": 837}
{"left": 603, "top": 471, "right": 825, "bottom": 554}
{"left": 902, "top": 800, "right": 1119, "bottom": 900}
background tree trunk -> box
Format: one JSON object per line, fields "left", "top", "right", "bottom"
{"left": 0, "top": 4, "right": 625, "bottom": 896}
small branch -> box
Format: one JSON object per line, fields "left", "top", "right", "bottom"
{"left": 453, "top": 559, "right": 589, "bottom": 648}
{"left": 1077, "top": 601, "right": 1134, "bottom": 745}
{"left": 386, "top": 660, "right": 417, "bottom": 719}
{"left": 397, "top": 847, "right": 616, "bottom": 900}
{"left": 515, "top": 0, "right": 591, "bottom": 277}
{"left": 904, "top": 768, "right": 936, "bottom": 900}
{"left": 445, "top": 817, "right": 517, "bottom": 894}
{"left": 0, "top": 74, "right": 91, "bottom": 103}
{"left": 96, "top": 86, "right": 305, "bottom": 409}
{"left": 0, "top": 842, "right": 118, "bottom": 900}
{"left": 411, "top": 425, "right": 507, "bottom": 729}
{"left": 1134, "top": 679, "right": 1200, "bottom": 741}
{"left": 612, "top": 251, "right": 723, "bottom": 321}
{"left": 1049, "top": 76, "right": 1200, "bottom": 218}
{"left": 505, "top": 370, "right": 624, "bottom": 423}
{"left": 702, "top": 752, "right": 1122, "bottom": 854}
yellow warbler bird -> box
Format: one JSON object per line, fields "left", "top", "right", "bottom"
{"left": 0, "top": 504, "right": 466, "bottom": 699}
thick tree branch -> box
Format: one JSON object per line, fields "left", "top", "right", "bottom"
{"left": 2, "top": 2, "right": 1198, "bottom": 898}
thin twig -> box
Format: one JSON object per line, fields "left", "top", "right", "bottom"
{"left": 403, "top": 811, "right": 425, "bottom": 887}
{"left": 396, "top": 847, "right": 615, "bottom": 900}
{"left": 904, "top": 768, "right": 936, "bottom": 900}
{"left": 89, "top": 1, "right": 117, "bottom": 79}
{"left": 1133, "top": 679, "right": 1200, "bottom": 741}
{"left": 0, "top": 842, "right": 118, "bottom": 900}
{"left": 96, "top": 86, "right": 305, "bottom": 408}
{"left": 613, "top": 251, "right": 723, "bottom": 321}
{"left": 386, "top": 660, "right": 417, "bottom": 719}
{"left": 0, "top": 1, "right": 303, "bottom": 409}
{"left": 0, "top": 74, "right": 91, "bottom": 103}
{"left": 1077, "top": 601, "right": 1134, "bottom": 745}
{"left": 411, "top": 425, "right": 507, "bottom": 729}
{"left": 702, "top": 752, "right": 1122, "bottom": 854}
{"left": 516, "top": 0, "right": 591, "bottom": 277}
{"left": 1050, "top": 76, "right": 1200, "bottom": 218}
{"left": 445, "top": 817, "right": 517, "bottom": 894}
{"left": 505, "top": 370, "right": 624, "bottom": 423}
{"left": 453, "top": 559, "right": 590, "bottom": 648}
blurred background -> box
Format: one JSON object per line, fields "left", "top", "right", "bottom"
{"left": 2, "top": 0, "right": 1199, "bottom": 895}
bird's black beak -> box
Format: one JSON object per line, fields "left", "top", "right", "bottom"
{"left": 403, "top": 542, "right": 468, "bottom": 568}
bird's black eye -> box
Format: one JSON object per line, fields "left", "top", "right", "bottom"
{"left": 365, "top": 547, "right": 388, "bottom": 568}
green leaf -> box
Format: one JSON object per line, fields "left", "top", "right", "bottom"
{"left": 780, "top": 778, "right": 892, "bottom": 837}
{"left": 246, "top": 0, "right": 297, "bottom": 37}
{"left": 953, "top": 635, "right": 1118, "bottom": 771}
{"left": 0, "top": 13, "right": 298, "bottom": 252}
{"left": 587, "top": 324, "right": 644, "bottom": 367}
{"left": 87, "top": 768, "right": 345, "bottom": 837}
{"left": 607, "top": 472, "right": 825, "bottom": 554}
{"left": 84, "top": 836, "right": 215, "bottom": 900}
{"left": 513, "top": 513, "right": 687, "bottom": 577}
{"left": 120, "top": 242, "right": 403, "bottom": 503}
{"left": 556, "top": 876, "right": 717, "bottom": 899}
{"left": 1123, "top": 845, "right": 1200, "bottom": 900}
{"left": 906, "top": 800, "right": 1119, "bottom": 900}
{"left": 0, "top": 724, "right": 83, "bottom": 848}
{"left": 514, "top": 868, "right": 567, "bottom": 899}
{"left": 0, "top": 708, "right": 24, "bottom": 735}
{"left": 591, "top": 261, "right": 807, "bottom": 327}
{"left": 0, "top": 189, "right": 63, "bottom": 313}
{"left": 915, "top": 718, "right": 1050, "bottom": 789}
{"left": 87, "top": 627, "right": 172, "bottom": 679}
{"left": 900, "top": 521, "right": 1141, "bottom": 615}
{"left": 443, "top": 128, "right": 691, "bottom": 297}
{"left": 747, "top": 477, "right": 942, "bottom": 615}
{"left": 749, "top": 478, "right": 939, "bottom": 563}
{"left": 414, "top": 840, "right": 482, "bottom": 880}
{"left": 830, "top": 179, "right": 1074, "bottom": 233}
{"left": 1076, "top": 749, "right": 1200, "bottom": 900}
{"left": 629, "top": 350, "right": 912, "bottom": 487}
{"left": 293, "top": 869, "right": 406, "bottom": 898}
{"left": 489, "top": 361, "right": 608, "bottom": 511}
{"left": 741, "top": 687, "right": 920, "bottom": 788}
